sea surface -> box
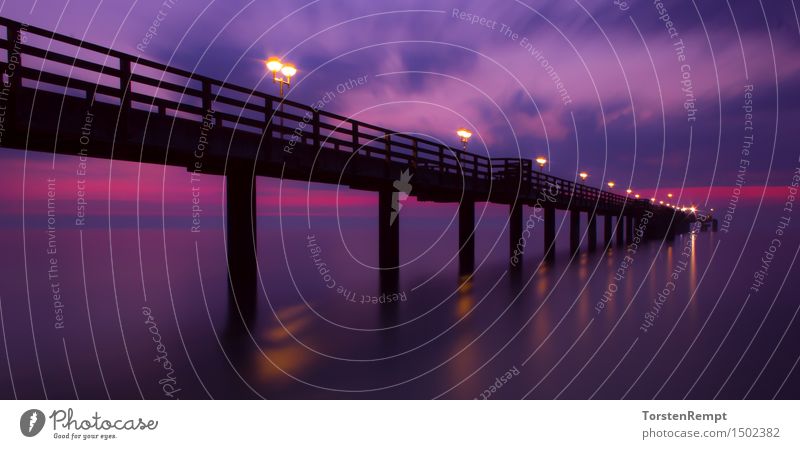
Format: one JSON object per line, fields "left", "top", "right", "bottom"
{"left": 1, "top": 150, "right": 798, "bottom": 399}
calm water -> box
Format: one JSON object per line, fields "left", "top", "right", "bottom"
{"left": 1, "top": 151, "right": 799, "bottom": 399}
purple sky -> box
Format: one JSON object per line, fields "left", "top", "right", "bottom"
{"left": 2, "top": 0, "right": 799, "bottom": 200}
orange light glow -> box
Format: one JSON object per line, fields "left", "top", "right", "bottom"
{"left": 280, "top": 63, "right": 297, "bottom": 78}
{"left": 266, "top": 56, "right": 283, "bottom": 73}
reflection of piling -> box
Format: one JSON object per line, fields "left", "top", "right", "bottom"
{"left": 378, "top": 189, "right": 400, "bottom": 268}
{"left": 543, "top": 206, "right": 556, "bottom": 262}
{"left": 509, "top": 202, "right": 523, "bottom": 266}
{"left": 378, "top": 189, "right": 400, "bottom": 288}
{"left": 458, "top": 199, "right": 475, "bottom": 275}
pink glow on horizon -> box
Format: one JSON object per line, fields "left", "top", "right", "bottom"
{"left": 0, "top": 151, "right": 792, "bottom": 222}
{"left": 636, "top": 185, "right": 791, "bottom": 207}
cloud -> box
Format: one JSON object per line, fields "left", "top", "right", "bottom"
{"left": 1, "top": 0, "right": 797, "bottom": 189}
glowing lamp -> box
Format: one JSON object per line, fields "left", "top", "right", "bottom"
{"left": 456, "top": 128, "right": 472, "bottom": 140}
{"left": 456, "top": 128, "right": 472, "bottom": 150}
{"left": 281, "top": 63, "right": 297, "bottom": 78}
{"left": 266, "top": 57, "right": 283, "bottom": 73}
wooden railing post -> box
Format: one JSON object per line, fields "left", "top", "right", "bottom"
{"left": 4, "top": 22, "right": 22, "bottom": 131}
{"left": 201, "top": 79, "right": 219, "bottom": 128}
{"left": 525, "top": 160, "right": 532, "bottom": 194}
{"left": 119, "top": 55, "right": 132, "bottom": 138}
{"left": 201, "top": 80, "right": 211, "bottom": 111}
{"left": 352, "top": 122, "right": 359, "bottom": 154}
{"left": 384, "top": 133, "right": 391, "bottom": 163}
{"left": 384, "top": 133, "right": 391, "bottom": 177}
{"left": 262, "top": 96, "right": 275, "bottom": 157}
{"left": 438, "top": 145, "right": 445, "bottom": 184}
{"left": 264, "top": 96, "right": 273, "bottom": 136}
{"left": 312, "top": 110, "right": 321, "bottom": 150}
{"left": 412, "top": 138, "right": 418, "bottom": 169}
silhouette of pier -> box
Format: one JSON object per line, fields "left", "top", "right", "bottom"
{"left": 0, "top": 17, "right": 710, "bottom": 301}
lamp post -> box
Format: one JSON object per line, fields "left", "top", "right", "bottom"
{"left": 667, "top": 193, "right": 673, "bottom": 199}
{"left": 626, "top": 188, "right": 632, "bottom": 195}
{"left": 607, "top": 181, "right": 615, "bottom": 189}
{"left": 265, "top": 56, "right": 297, "bottom": 138}
{"left": 634, "top": 194, "right": 640, "bottom": 199}
{"left": 456, "top": 128, "right": 472, "bottom": 151}
{"left": 579, "top": 171, "right": 588, "bottom": 183}
{"left": 535, "top": 157, "right": 547, "bottom": 172}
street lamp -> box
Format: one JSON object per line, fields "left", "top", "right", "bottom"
{"left": 266, "top": 56, "right": 296, "bottom": 97}
{"left": 265, "top": 56, "right": 298, "bottom": 138}
{"left": 650, "top": 197, "right": 656, "bottom": 202}
{"left": 456, "top": 128, "right": 472, "bottom": 151}
{"left": 579, "top": 171, "right": 588, "bottom": 183}
{"left": 634, "top": 194, "right": 640, "bottom": 199}
{"left": 535, "top": 157, "right": 547, "bottom": 171}
{"left": 607, "top": 181, "right": 615, "bottom": 189}
{"left": 667, "top": 193, "right": 673, "bottom": 199}
{"left": 626, "top": 188, "right": 633, "bottom": 195}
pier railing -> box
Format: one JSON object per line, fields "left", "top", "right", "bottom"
{"left": 0, "top": 16, "right": 639, "bottom": 211}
